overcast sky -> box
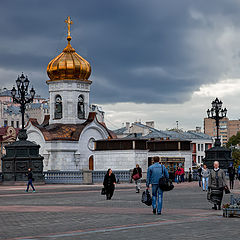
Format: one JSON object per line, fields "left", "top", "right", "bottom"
{"left": 1, "top": 0, "right": 240, "bottom": 130}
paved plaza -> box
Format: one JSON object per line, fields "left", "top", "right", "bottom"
{"left": 0, "top": 181, "right": 239, "bottom": 240}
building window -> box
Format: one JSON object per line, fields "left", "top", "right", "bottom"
{"left": 198, "top": 156, "right": 200, "bottom": 164}
{"left": 11, "top": 121, "right": 14, "bottom": 127}
{"left": 201, "top": 156, "right": 203, "bottom": 162}
{"left": 16, "top": 121, "right": 19, "bottom": 128}
{"left": 201, "top": 144, "right": 203, "bottom": 151}
{"left": 78, "top": 95, "right": 85, "bottom": 119}
{"left": 4, "top": 120, "right": 8, "bottom": 127}
{"left": 198, "top": 144, "right": 200, "bottom": 151}
{"left": 54, "top": 95, "right": 62, "bottom": 119}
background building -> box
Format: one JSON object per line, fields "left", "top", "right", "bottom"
{"left": 204, "top": 117, "right": 240, "bottom": 145}
{"left": 114, "top": 121, "right": 213, "bottom": 166}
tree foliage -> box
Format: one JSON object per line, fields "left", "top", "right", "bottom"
{"left": 226, "top": 132, "right": 240, "bottom": 167}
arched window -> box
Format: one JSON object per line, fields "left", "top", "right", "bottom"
{"left": 78, "top": 95, "right": 85, "bottom": 119}
{"left": 54, "top": 95, "right": 62, "bottom": 119}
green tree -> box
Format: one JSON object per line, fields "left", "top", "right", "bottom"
{"left": 226, "top": 132, "right": 240, "bottom": 167}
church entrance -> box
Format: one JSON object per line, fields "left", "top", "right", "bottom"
{"left": 89, "top": 155, "right": 94, "bottom": 170}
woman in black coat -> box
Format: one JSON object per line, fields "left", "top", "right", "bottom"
{"left": 103, "top": 169, "right": 116, "bottom": 200}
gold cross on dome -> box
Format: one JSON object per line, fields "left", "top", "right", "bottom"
{"left": 65, "top": 16, "right": 73, "bottom": 37}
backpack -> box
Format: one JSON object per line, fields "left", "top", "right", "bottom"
{"left": 159, "top": 166, "right": 174, "bottom": 192}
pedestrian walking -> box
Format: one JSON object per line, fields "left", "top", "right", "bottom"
{"left": 197, "top": 165, "right": 202, "bottom": 187}
{"left": 188, "top": 168, "right": 192, "bottom": 182}
{"left": 132, "top": 164, "right": 142, "bottom": 193}
{"left": 175, "top": 166, "right": 181, "bottom": 184}
{"left": 103, "top": 168, "right": 116, "bottom": 200}
{"left": 208, "top": 161, "right": 228, "bottom": 210}
{"left": 228, "top": 163, "right": 235, "bottom": 189}
{"left": 25, "top": 168, "right": 35, "bottom": 192}
{"left": 146, "top": 156, "right": 169, "bottom": 215}
{"left": 237, "top": 165, "right": 240, "bottom": 181}
{"left": 201, "top": 164, "right": 210, "bottom": 191}
{"left": 180, "top": 166, "right": 185, "bottom": 183}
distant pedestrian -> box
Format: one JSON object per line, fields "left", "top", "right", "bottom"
{"left": 25, "top": 168, "right": 35, "bottom": 192}
{"left": 188, "top": 168, "right": 192, "bottom": 182}
{"left": 175, "top": 166, "right": 181, "bottom": 184}
{"left": 197, "top": 165, "right": 202, "bottom": 187}
{"left": 103, "top": 169, "right": 116, "bottom": 200}
{"left": 228, "top": 163, "right": 235, "bottom": 189}
{"left": 180, "top": 166, "right": 185, "bottom": 183}
{"left": 237, "top": 165, "right": 240, "bottom": 181}
{"left": 208, "top": 161, "right": 228, "bottom": 210}
{"left": 132, "top": 164, "right": 142, "bottom": 193}
{"left": 201, "top": 164, "right": 210, "bottom": 191}
{"left": 146, "top": 156, "right": 169, "bottom": 215}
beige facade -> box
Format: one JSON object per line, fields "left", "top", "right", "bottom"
{"left": 204, "top": 117, "right": 240, "bottom": 145}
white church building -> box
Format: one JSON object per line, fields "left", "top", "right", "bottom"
{"left": 26, "top": 17, "right": 115, "bottom": 171}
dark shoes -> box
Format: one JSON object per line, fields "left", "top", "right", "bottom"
{"left": 153, "top": 209, "right": 156, "bottom": 215}
{"left": 157, "top": 212, "right": 161, "bottom": 215}
{"left": 212, "top": 205, "right": 217, "bottom": 210}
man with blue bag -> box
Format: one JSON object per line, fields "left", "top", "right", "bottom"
{"left": 146, "top": 156, "right": 169, "bottom": 215}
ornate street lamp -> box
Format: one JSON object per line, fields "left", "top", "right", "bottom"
{"left": 11, "top": 73, "right": 35, "bottom": 131}
{"left": 206, "top": 98, "right": 227, "bottom": 146}
{"left": 1, "top": 73, "right": 44, "bottom": 183}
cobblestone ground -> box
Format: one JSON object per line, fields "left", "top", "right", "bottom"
{"left": 0, "top": 181, "right": 239, "bottom": 240}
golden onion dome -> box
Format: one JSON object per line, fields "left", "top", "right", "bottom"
{"left": 47, "top": 17, "right": 91, "bottom": 82}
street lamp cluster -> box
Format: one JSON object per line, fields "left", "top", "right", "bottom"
{"left": 206, "top": 98, "right": 227, "bottom": 146}
{"left": 11, "top": 73, "right": 35, "bottom": 130}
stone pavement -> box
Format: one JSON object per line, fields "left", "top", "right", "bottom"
{"left": 0, "top": 181, "right": 239, "bottom": 240}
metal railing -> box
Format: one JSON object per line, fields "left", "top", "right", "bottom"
{"left": 44, "top": 171, "right": 83, "bottom": 184}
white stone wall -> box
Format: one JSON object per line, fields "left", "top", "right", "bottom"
{"left": 78, "top": 121, "right": 109, "bottom": 170}
{"left": 48, "top": 80, "right": 91, "bottom": 125}
{"left": 26, "top": 117, "right": 109, "bottom": 171}
{"left": 94, "top": 150, "right": 148, "bottom": 172}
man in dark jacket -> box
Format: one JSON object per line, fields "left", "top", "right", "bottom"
{"left": 26, "top": 168, "right": 35, "bottom": 192}
{"left": 146, "top": 156, "right": 169, "bottom": 215}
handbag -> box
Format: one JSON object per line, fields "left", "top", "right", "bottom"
{"left": 132, "top": 173, "right": 140, "bottom": 181}
{"left": 159, "top": 166, "right": 174, "bottom": 192}
{"left": 224, "top": 186, "right": 231, "bottom": 194}
{"left": 207, "top": 189, "right": 211, "bottom": 200}
{"left": 101, "top": 188, "right": 106, "bottom": 195}
{"left": 141, "top": 190, "right": 152, "bottom": 206}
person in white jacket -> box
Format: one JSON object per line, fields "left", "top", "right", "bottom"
{"left": 201, "top": 164, "right": 210, "bottom": 191}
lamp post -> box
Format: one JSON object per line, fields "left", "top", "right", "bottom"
{"left": 11, "top": 73, "right": 35, "bottom": 139}
{"left": 206, "top": 98, "right": 227, "bottom": 147}
{"left": 1, "top": 73, "right": 44, "bottom": 183}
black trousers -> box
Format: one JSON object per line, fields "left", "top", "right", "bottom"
{"left": 229, "top": 178, "right": 234, "bottom": 189}
{"left": 105, "top": 186, "right": 115, "bottom": 200}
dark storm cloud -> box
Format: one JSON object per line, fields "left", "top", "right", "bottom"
{"left": 1, "top": 0, "right": 240, "bottom": 103}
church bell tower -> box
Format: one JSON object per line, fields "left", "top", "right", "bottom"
{"left": 46, "top": 17, "right": 92, "bottom": 125}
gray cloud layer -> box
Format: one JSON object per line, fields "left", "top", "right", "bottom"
{"left": 1, "top": 0, "right": 240, "bottom": 104}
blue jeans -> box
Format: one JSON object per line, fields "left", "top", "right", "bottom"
{"left": 26, "top": 179, "right": 35, "bottom": 191}
{"left": 202, "top": 177, "right": 208, "bottom": 190}
{"left": 152, "top": 184, "right": 163, "bottom": 213}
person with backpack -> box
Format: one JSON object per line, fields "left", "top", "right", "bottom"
{"left": 146, "top": 156, "right": 169, "bottom": 215}
{"left": 25, "top": 168, "right": 36, "bottom": 193}
{"left": 132, "top": 164, "right": 142, "bottom": 193}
